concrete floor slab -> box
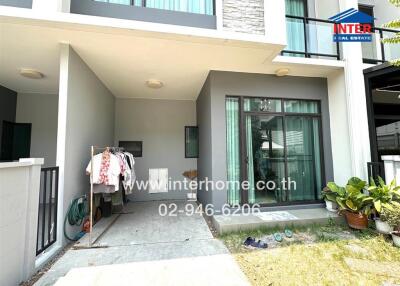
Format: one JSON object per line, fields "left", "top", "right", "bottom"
{"left": 35, "top": 201, "right": 239, "bottom": 286}
{"left": 54, "top": 254, "right": 250, "bottom": 286}
{"left": 212, "top": 207, "right": 344, "bottom": 234}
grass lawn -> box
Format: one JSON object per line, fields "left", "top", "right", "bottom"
{"left": 219, "top": 221, "right": 400, "bottom": 286}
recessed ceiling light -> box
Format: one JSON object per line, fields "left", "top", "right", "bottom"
{"left": 275, "top": 68, "right": 290, "bottom": 77}
{"left": 19, "top": 68, "right": 44, "bottom": 79}
{"left": 146, "top": 79, "right": 163, "bottom": 89}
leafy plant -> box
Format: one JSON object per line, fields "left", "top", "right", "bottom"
{"left": 382, "top": 0, "right": 400, "bottom": 66}
{"left": 326, "top": 177, "right": 373, "bottom": 215}
{"left": 368, "top": 177, "right": 400, "bottom": 214}
{"left": 381, "top": 201, "right": 400, "bottom": 231}
{"left": 322, "top": 186, "right": 340, "bottom": 202}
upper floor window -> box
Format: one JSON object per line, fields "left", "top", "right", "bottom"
{"left": 94, "top": 0, "right": 214, "bottom": 15}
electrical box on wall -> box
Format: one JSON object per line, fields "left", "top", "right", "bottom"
{"left": 148, "top": 168, "right": 168, "bottom": 193}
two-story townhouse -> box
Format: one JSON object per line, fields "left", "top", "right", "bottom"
{"left": 0, "top": 0, "right": 399, "bottom": 284}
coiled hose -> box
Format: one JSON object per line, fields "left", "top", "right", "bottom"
{"left": 64, "top": 195, "right": 89, "bottom": 241}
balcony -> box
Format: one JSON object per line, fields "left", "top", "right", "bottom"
{"left": 70, "top": 0, "right": 216, "bottom": 29}
{"left": 362, "top": 27, "right": 400, "bottom": 64}
{"left": 282, "top": 15, "right": 340, "bottom": 60}
{"left": 282, "top": 15, "right": 400, "bottom": 65}
{"left": 0, "top": 0, "right": 32, "bottom": 8}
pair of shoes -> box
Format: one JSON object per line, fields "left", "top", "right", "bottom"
{"left": 243, "top": 237, "right": 268, "bottom": 249}
{"left": 273, "top": 229, "right": 293, "bottom": 242}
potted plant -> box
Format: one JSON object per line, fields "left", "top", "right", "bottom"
{"left": 327, "top": 177, "right": 373, "bottom": 230}
{"left": 382, "top": 201, "right": 400, "bottom": 247}
{"left": 322, "top": 186, "right": 339, "bottom": 212}
{"left": 368, "top": 177, "right": 400, "bottom": 234}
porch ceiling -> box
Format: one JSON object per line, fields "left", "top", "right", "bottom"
{"left": 0, "top": 16, "right": 343, "bottom": 100}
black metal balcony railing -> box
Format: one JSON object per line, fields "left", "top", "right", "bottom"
{"left": 282, "top": 15, "right": 341, "bottom": 60}
{"left": 94, "top": 0, "right": 215, "bottom": 15}
{"left": 362, "top": 27, "right": 400, "bottom": 64}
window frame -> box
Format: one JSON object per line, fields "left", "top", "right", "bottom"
{"left": 185, "top": 126, "right": 199, "bottom": 158}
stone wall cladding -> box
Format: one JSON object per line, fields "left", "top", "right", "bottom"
{"left": 223, "top": 0, "right": 265, "bottom": 35}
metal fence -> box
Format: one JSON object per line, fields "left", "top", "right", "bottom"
{"left": 367, "top": 162, "right": 385, "bottom": 184}
{"left": 36, "top": 167, "right": 59, "bottom": 256}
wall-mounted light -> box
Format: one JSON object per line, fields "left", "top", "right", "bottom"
{"left": 19, "top": 68, "right": 44, "bottom": 79}
{"left": 275, "top": 68, "right": 290, "bottom": 77}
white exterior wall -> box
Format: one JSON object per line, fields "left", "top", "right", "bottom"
{"left": 32, "top": 0, "right": 70, "bottom": 12}
{"left": 327, "top": 70, "right": 353, "bottom": 185}
{"left": 0, "top": 159, "right": 43, "bottom": 286}
{"left": 383, "top": 156, "right": 400, "bottom": 184}
{"left": 337, "top": 0, "right": 372, "bottom": 180}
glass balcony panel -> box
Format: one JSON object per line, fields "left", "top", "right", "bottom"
{"left": 306, "top": 20, "right": 337, "bottom": 59}
{"left": 382, "top": 30, "right": 400, "bottom": 62}
{"left": 362, "top": 31, "right": 380, "bottom": 62}
{"left": 286, "top": 18, "right": 306, "bottom": 55}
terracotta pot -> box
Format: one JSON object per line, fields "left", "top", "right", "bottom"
{"left": 344, "top": 211, "right": 368, "bottom": 230}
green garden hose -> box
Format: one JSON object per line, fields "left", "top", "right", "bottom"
{"left": 64, "top": 195, "right": 89, "bottom": 241}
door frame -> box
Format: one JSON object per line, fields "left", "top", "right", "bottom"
{"left": 230, "top": 96, "right": 326, "bottom": 207}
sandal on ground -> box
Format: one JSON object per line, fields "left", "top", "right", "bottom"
{"left": 243, "top": 237, "right": 255, "bottom": 246}
{"left": 273, "top": 233, "right": 283, "bottom": 242}
{"left": 284, "top": 229, "right": 293, "bottom": 238}
{"left": 251, "top": 240, "right": 268, "bottom": 249}
{"left": 256, "top": 240, "right": 268, "bottom": 249}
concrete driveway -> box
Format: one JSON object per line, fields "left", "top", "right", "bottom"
{"left": 35, "top": 201, "right": 250, "bottom": 286}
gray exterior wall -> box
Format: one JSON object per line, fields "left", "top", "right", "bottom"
{"left": 115, "top": 98, "right": 197, "bottom": 202}
{"left": 70, "top": 0, "right": 216, "bottom": 29}
{"left": 0, "top": 0, "right": 32, "bottom": 8}
{"left": 197, "top": 71, "right": 334, "bottom": 210}
{"left": 0, "top": 85, "right": 17, "bottom": 156}
{"left": 61, "top": 46, "right": 115, "bottom": 243}
{"left": 16, "top": 93, "right": 58, "bottom": 167}
{"left": 223, "top": 0, "right": 265, "bottom": 35}
{"left": 196, "top": 75, "right": 213, "bottom": 206}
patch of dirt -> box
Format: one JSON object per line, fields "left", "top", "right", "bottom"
{"left": 344, "top": 244, "right": 369, "bottom": 255}
{"left": 20, "top": 242, "right": 74, "bottom": 286}
{"left": 344, "top": 258, "right": 400, "bottom": 278}
{"left": 318, "top": 230, "right": 356, "bottom": 241}
{"left": 203, "top": 213, "right": 218, "bottom": 237}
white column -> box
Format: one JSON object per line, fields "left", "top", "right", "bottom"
{"left": 215, "top": 0, "right": 223, "bottom": 31}
{"left": 339, "top": 0, "right": 371, "bottom": 180}
{"left": 55, "top": 43, "right": 70, "bottom": 247}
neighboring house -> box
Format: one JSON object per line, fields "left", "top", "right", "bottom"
{"left": 0, "top": 0, "right": 399, "bottom": 284}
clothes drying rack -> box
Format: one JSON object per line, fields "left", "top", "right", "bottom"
{"left": 88, "top": 145, "right": 124, "bottom": 247}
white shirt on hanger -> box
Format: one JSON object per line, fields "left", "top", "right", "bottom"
{"left": 86, "top": 153, "right": 121, "bottom": 191}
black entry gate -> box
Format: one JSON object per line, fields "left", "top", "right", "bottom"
{"left": 36, "top": 167, "right": 59, "bottom": 256}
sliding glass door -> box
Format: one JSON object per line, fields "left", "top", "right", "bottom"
{"left": 245, "top": 115, "right": 286, "bottom": 204}
{"left": 226, "top": 97, "right": 324, "bottom": 206}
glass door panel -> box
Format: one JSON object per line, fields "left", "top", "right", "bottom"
{"left": 245, "top": 115, "right": 286, "bottom": 204}
{"left": 285, "top": 116, "right": 322, "bottom": 201}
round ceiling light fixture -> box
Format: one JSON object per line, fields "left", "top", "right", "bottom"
{"left": 275, "top": 68, "right": 290, "bottom": 77}
{"left": 19, "top": 68, "right": 44, "bottom": 79}
{"left": 146, "top": 79, "right": 163, "bottom": 89}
